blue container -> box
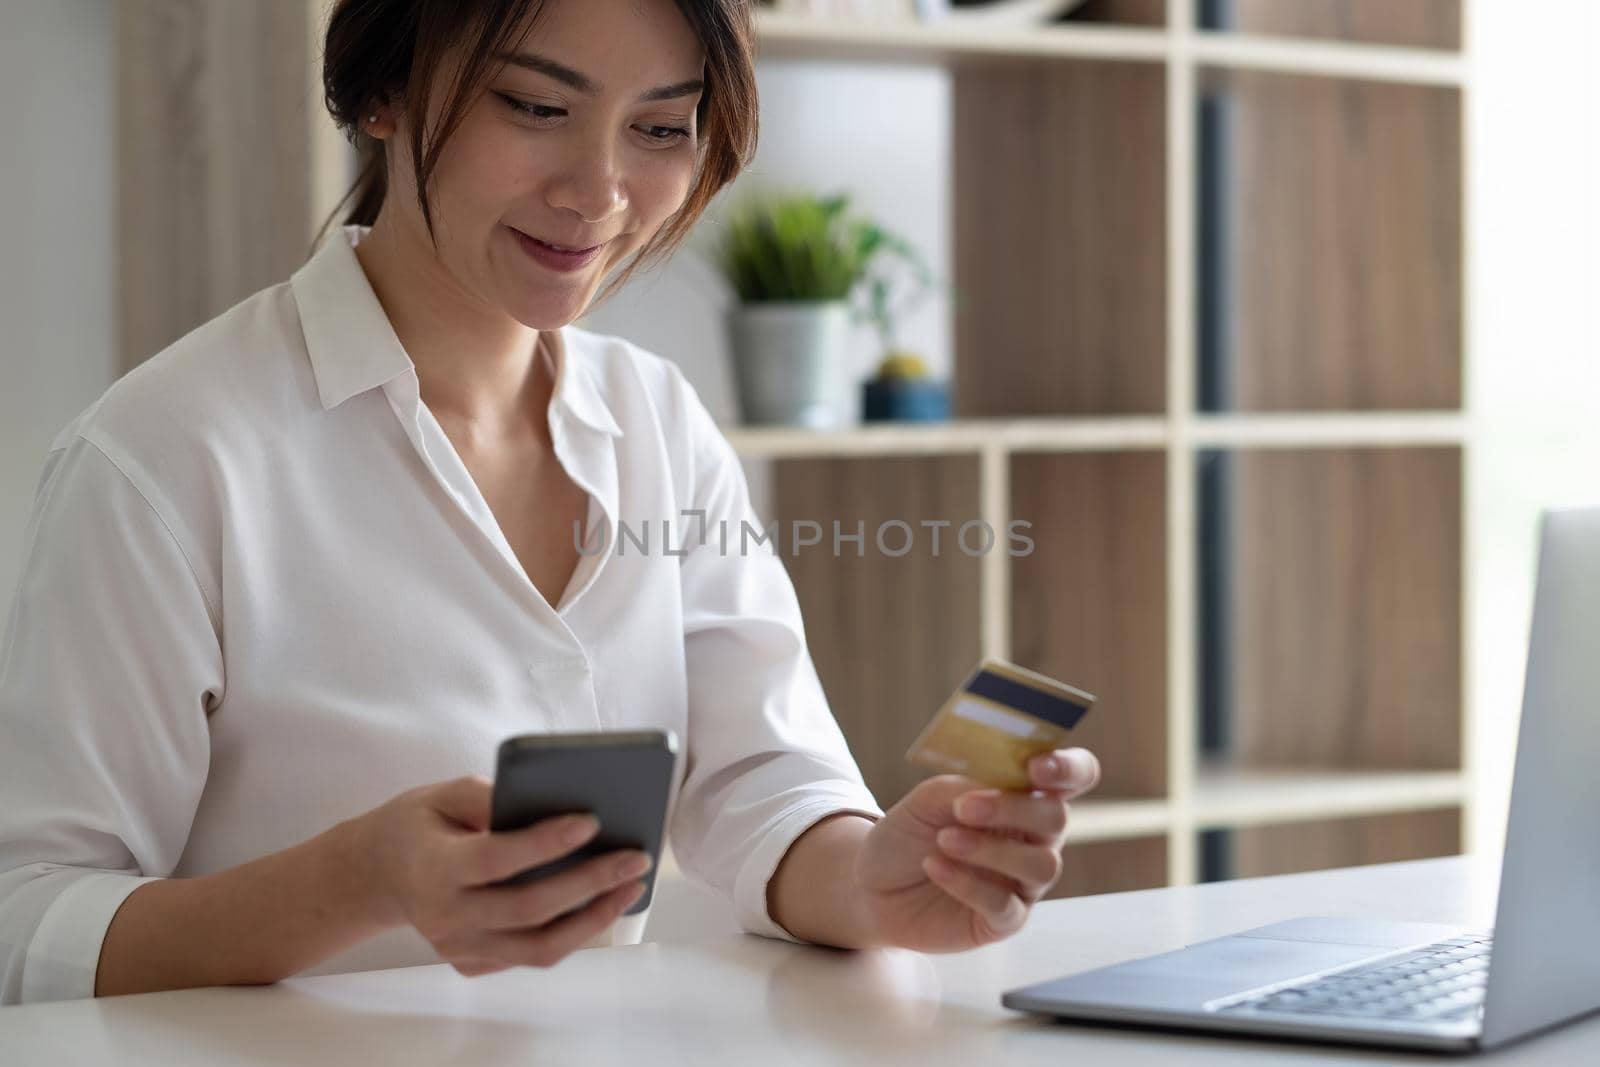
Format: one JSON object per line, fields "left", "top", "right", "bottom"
{"left": 862, "top": 378, "right": 951, "bottom": 422}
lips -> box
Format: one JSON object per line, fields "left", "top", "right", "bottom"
{"left": 509, "top": 226, "right": 606, "bottom": 273}
{"left": 512, "top": 227, "right": 601, "bottom": 253}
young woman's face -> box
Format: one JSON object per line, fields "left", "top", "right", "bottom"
{"left": 383, "top": 0, "right": 705, "bottom": 327}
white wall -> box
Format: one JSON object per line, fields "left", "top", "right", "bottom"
{"left": 1466, "top": 0, "right": 1600, "bottom": 855}
{"left": 0, "top": 0, "right": 118, "bottom": 615}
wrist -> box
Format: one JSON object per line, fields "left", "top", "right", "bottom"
{"left": 845, "top": 829, "right": 890, "bottom": 950}
{"left": 769, "top": 811, "right": 887, "bottom": 950}
{"left": 326, "top": 812, "right": 404, "bottom": 933}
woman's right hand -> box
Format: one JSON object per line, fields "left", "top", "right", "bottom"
{"left": 352, "top": 774, "right": 652, "bottom": 977}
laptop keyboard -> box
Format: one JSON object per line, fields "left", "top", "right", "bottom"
{"left": 1220, "top": 934, "right": 1493, "bottom": 1025}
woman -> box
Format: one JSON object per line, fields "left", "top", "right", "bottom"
{"left": 0, "top": 0, "right": 1100, "bottom": 1005}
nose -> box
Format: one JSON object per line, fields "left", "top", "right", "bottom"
{"left": 545, "top": 131, "right": 627, "bottom": 226}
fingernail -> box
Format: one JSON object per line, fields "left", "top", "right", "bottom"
{"left": 615, "top": 852, "right": 652, "bottom": 879}
{"left": 938, "top": 827, "right": 978, "bottom": 854}
{"left": 957, "top": 794, "right": 995, "bottom": 823}
{"left": 563, "top": 815, "right": 600, "bottom": 845}
{"left": 1038, "top": 754, "right": 1061, "bottom": 779}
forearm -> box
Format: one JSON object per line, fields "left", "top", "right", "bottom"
{"left": 767, "top": 813, "right": 884, "bottom": 950}
{"left": 94, "top": 816, "right": 394, "bottom": 997}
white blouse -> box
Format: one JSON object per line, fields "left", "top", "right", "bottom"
{"left": 0, "top": 225, "right": 884, "bottom": 1005}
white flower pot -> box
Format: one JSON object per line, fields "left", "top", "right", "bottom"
{"left": 727, "top": 300, "right": 857, "bottom": 429}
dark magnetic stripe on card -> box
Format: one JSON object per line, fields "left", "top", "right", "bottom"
{"left": 965, "top": 669, "right": 1090, "bottom": 731}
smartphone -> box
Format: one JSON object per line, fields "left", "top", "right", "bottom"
{"left": 488, "top": 729, "right": 679, "bottom": 915}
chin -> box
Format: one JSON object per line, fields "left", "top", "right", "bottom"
{"left": 504, "top": 300, "right": 583, "bottom": 331}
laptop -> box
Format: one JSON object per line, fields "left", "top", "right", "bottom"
{"left": 1002, "top": 507, "right": 1600, "bottom": 1053}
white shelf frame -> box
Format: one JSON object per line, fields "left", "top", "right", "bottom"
{"left": 755, "top": 13, "right": 1467, "bottom": 87}
{"left": 723, "top": 412, "right": 1468, "bottom": 458}
{"left": 735, "top": 2, "right": 1476, "bottom": 888}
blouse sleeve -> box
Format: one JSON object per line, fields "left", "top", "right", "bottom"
{"left": 661, "top": 366, "right": 884, "bottom": 944}
{"left": 0, "top": 432, "right": 222, "bottom": 1004}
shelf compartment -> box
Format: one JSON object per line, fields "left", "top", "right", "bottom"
{"left": 1203, "top": 446, "right": 1463, "bottom": 769}
{"left": 1197, "top": 67, "right": 1462, "bottom": 413}
{"left": 1209, "top": 809, "right": 1462, "bottom": 882}
{"left": 1049, "top": 835, "right": 1170, "bottom": 899}
{"left": 771, "top": 455, "right": 983, "bottom": 806}
{"left": 1197, "top": 0, "right": 1460, "bottom": 53}
{"left": 1067, "top": 0, "right": 1166, "bottom": 27}
{"left": 1193, "top": 765, "right": 1466, "bottom": 829}
{"left": 1010, "top": 451, "right": 1168, "bottom": 798}
{"left": 954, "top": 58, "right": 1166, "bottom": 416}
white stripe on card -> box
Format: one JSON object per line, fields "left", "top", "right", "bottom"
{"left": 951, "top": 697, "right": 1038, "bottom": 738}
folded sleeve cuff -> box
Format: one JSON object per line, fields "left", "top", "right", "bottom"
{"left": 733, "top": 790, "right": 885, "bottom": 944}
{"left": 21, "top": 872, "right": 164, "bottom": 1003}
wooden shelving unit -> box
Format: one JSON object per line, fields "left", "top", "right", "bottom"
{"left": 740, "top": 0, "right": 1472, "bottom": 897}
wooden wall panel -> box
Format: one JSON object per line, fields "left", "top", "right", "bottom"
{"left": 1067, "top": 0, "right": 1166, "bottom": 26}
{"left": 772, "top": 456, "right": 983, "bottom": 806}
{"left": 1224, "top": 2, "right": 1460, "bottom": 51}
{"left": 1011, "top": 452, "right": 1168, "bottom": 798}
{"left": 1049, "top": 835, "right": 1169, "bottom": 899}
{"left": 118, "top": 0, "right": 339, "bottom": 371}
{"left": 1211, "top": 69, "right": 1461, "bottom": 411}
{"left": 1230, "top": 809, "right": 1462, "bottom": 879}
{"left": 1230, "top": 448, "right": 1462, "bottom": 769}
{"left": 953, "top": 60, "right": 1166, "bottom": 416}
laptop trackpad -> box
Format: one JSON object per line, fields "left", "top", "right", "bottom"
{"left": 1014, "top": 918, "right": 1466, "bottom": 1012}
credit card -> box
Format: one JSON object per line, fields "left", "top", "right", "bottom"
{"left": 904, "top": 658, "right": 1095, "bottom": 790}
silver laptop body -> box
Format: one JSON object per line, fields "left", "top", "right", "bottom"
{"left": 1002, "top": 507, "right": 1600, "bottom": 1053}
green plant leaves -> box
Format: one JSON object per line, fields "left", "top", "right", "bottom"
{"left": 713, "top": 191, "right": 936, "bottom": 316}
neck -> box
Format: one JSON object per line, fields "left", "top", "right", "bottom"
{"left": 353, "top": 212, "right": 550, "bottom": 439}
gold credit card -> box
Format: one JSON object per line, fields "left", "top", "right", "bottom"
{"left": 904, "top": 658, "right": 1096, "bottom": 790}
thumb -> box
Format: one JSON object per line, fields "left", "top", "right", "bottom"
{"left": 428, "top": 774, "right": 495, "bottom": 832}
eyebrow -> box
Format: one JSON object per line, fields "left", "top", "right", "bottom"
{"left": 493, "top": 51, "right": 703, "bottom": 103}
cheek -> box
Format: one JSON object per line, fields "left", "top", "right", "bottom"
{"left": 632, "top": 157, "right": 697, "bottom": 227}
{"left": 431, "top": 122, "right": 532, "bottom": 218}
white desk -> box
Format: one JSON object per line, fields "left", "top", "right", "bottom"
{"left": 2, "top": 856, "right": 1594, "bottom": 1064}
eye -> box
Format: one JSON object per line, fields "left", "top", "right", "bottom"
{"left": 639, "top": 124, "right": 693, "bottom": 146}
{"left": 494, "top": 92, "right": 691, "bottom": 146}
{"left": 495, "top": 93, "right": 562, "bottom": 121}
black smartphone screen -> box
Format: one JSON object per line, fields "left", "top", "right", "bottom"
{"left": 488, "top": 729, "right": 678, "bottom": 915}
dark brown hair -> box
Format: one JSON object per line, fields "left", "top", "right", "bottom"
{"left": 318, "top": 0, "right": 758, "bottom": 307}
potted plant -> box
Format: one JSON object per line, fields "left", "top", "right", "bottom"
{"left": 711, "top": 191, "right": 938, "bottom": 428}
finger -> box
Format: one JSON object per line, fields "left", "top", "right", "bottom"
{"left": 922, "top": 854, "right": 1026, "bottom": 937}
{"left": 449, "top": 957, "right": 510, "bottom": 978}
{"left": 935, "top": 827, "right": 1063, "bottom": 901}
{"left": 489, "top": 880, "right": 647, "bottom": 968}
{"left": 456, "top": 813, "right": 602, "bottom": 887}
{"left": 468, "top": 848, "right": 653, "bottom": 930}
{"left": 952, "top": 789, "right": 1070, "bottom": 845}
{"left": 428, "top": 775, "right": 496, "bottom": 832}
{"left": 1026, "top": 748, "right": 1101, "bottom": 797}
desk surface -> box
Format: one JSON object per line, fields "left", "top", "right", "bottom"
{"left": 2, "top": 856, "right": 1595, "bottom": 1065}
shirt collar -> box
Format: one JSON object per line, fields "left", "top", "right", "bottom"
{"left": 290, "top": 225, "right": 623, "bottom": 438}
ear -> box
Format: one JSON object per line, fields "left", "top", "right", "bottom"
{"left": 364, "top": 102, "right": 395, "bottom": 141}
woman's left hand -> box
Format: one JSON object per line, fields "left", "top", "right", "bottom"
{"left": 854, "top": 748, "right": 1101, "bottom": 953}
